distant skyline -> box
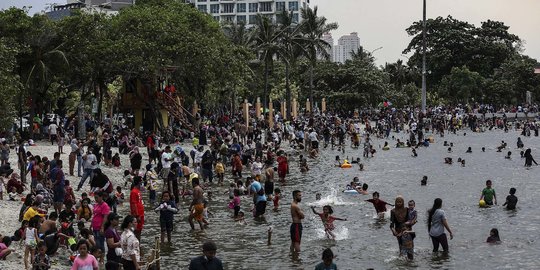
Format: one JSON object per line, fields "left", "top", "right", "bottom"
{"left": 311, "top": 0, "right": 540, "bottom": 65}
{"left": 1, "top": 0, "right": 539, "bottom": 66}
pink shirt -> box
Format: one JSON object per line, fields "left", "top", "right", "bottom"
{"left": 91, "top": 202, "right": 110, "bottom": 231}
{"left": 70, "top": 254, "right": 98, "bottom": 270}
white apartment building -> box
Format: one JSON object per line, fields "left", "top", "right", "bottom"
{"left": 333, "top": 32, "right": 360, "bottom": 63}
{"left": 319, "top": 32, "right": 334, "bottom": 60}
{"left": 188, "top": 0, "right": 310, "bottom": 25}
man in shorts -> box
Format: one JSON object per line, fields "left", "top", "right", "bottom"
{"left": 290, "top": 190, "right": 304, "bottom": 254}
{"left": 189, "top": 178, "right": 205, "bottom": 230}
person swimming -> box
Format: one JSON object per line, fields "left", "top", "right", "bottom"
{"left": 466, "top": 147, "right": 472, "bottom": 153}
{"left": 505, "top": 151, "right": 512, "bottom": 159}
{"left": 421, "top": 176, "right": 427, "bottom": 186}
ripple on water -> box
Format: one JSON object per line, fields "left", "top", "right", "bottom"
{"left": 141, "top": 130, "right": 540, "bottom": 269}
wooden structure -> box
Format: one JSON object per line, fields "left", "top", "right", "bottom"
{"left": 120, "top": 77, "right": 195, "bottom": 132}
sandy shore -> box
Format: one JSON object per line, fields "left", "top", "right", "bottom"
{"left": 0, "top": 141, "right": 151, "bottom": 269}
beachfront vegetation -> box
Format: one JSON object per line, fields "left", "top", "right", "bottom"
{"left": 0, "top": 2, "right": 539, "bottom": 131}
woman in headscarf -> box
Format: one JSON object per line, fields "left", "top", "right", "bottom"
{"left": 390, "top": 196, "right": 408, "bottom": 250}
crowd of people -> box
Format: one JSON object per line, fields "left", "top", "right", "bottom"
{"left": 0, "top": 103, "right": 538, "bottom": 269}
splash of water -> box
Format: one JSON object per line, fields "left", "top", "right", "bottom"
{"left": 309, "top": 188, "right": 356, "bottom": 207}
{"left": 314, "top": 226, "right": 350, "bottom": 241}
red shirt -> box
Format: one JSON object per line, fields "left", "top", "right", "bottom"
{"left": 130, "top": 187, "right": 144, "bottom": 218}
{"left": 277, "top": 156, "right": 288, "bottom": 172}
{"left": 366, "top": 199, "right": 388, "bottom": 213}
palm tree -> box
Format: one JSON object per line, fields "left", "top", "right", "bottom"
{"left": 300, "top": 6, "right": 338, "bottom": 110}
{"left": 252, "top": 15, "right": 280, "bottom": 112}
{"left": 222, "top": 20, "right": 253, "bottom": 48}
{"left": 19, "top": 17, "right": 69, "bottom": 138}
{"left": 276, "top": 10, "right": 304, "bottom": 119}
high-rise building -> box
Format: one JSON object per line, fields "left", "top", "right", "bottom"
{"left": 187, "top": 0, "right": 310, "bottom": 25}
{"left": 318, "top": 32, "right": 333, "bottom": 60}
{"left": 333, "top": 32, "right": 360, "bottom": 63}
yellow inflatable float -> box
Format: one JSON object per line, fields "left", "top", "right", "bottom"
{"left": 341, "top": 160, "right": 352, "bottom": 168}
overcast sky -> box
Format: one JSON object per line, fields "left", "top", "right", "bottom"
{"left": 1, "top": 0, "right": 539, "bottom": 65}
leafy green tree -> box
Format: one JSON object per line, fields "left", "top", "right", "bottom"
{"left": 439, "top": 66, "right": 484, "bottom": 103}
{"left": 300, "top": 6, "right": 338, "bottom": 108}
{"left": 252, "top": 14, "right": 280, "bottom": 111}
{"left": 0, "top": 39, "right": 21, "bottom": 131}
{"left": 276, "top": 10, "right": 304, "bottom": 118}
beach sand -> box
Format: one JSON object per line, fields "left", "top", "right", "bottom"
{"left": 0, "top": 141, "right": 144, "bottom": 270}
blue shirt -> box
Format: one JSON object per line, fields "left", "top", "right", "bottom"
{"left": 250, "top": 181, "right": 267, "bottom": 203}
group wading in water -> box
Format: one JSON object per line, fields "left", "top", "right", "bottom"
{"left": 0, "top": 105, "right": 536, "bottom": 269}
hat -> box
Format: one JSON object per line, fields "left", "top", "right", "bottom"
{"left": 202, "top": 241, "right": 217, "bottom": 251}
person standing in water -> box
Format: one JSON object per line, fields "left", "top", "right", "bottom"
{"left": 428, "top": 198, "right": 453, "bottom": 253}
{"left": 290, "top": 190, "right": 304, "bottom": 254}
{"left": 523, "top": 148, "right": 538, "bottom": 167}
{"left": 390, "top": 197, "right": 408, "bottom": 251}
{"left": 188, "top": 178, "right": 205, "bottom": 230}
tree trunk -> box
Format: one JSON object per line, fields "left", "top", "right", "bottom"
{"left": 309, "top": 63, "right": 314, "bottom": 111}
{"left": 263, "top": 59, "right": 269, "bottom": 112}
{"left": 285, "top": 63, "right": 291, "bottom": 120}
{"left": 97, "top": 81, "right": 105, "bottom": 121}
{"left": 78, "top": 84, "right": 87, "bottom": 140}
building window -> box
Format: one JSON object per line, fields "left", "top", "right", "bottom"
{"left": 293, "top": 13, "right": 299, "bottom": 23}
{"left": 237, "top": 3, "right": 246, "bottom": 13}
{"left": 197, "top": 0, "right": 206, "bottom": 2}
{"left": 260, "top": 2, "right": 272, "bottom": 12}
{"left": 288, "top": 1, "right": 298, "bottom": 11}
{"left": 223, "top": 15, "right": 235, "bottom": 22}
{"left": 276, "top": 2, "right": 286, "bottom": 11}
{"left": 210, "top": 4, "right": 219, "bottom": 14}
{"left": 197, "top": 5, "right": 207, "bottom": 12}
{"left": 237, "top": 15, "right": 246, "bottom": 23}
{"left": 249, "top": 15, "right": 257, "bottom": 24}
{"left": 222, "top": 3, "right": 234, "bottom": 13}
{"left": 213, "top": 15, "right": 220, "bottom": 21}
{"left": 248, "top": 3, "right": 258, "bottom": 12}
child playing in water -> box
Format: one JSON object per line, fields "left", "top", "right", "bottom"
{"left": 405, "top": 200, "right": 417, "bottom": 227}
{"left": 154, "top": 191, "right": 178, "bottom": 243}
{"left": 480, "top": 180, "right": 497, "bottom": 206}
{"left": 505, "top": 151, "right": 512, "bottom": 159}
{"left": 421, "top": 176, "right": 427, "bottom": 186}
{"left": 503, "top": 188, "right": 518, "bottom": 210}
{"left": 311, "top": 205, "right": 347, "bottom": 240}
{"left": 273, "top": 188, "right": 281, "bottom": 211}
{"left": 399, "top": 224, "right": 415, "bottom": 260}
{"left": 235, "top": 211, "right": 246, "bottom": 225}
{"left": 486, "top": 228, "right": 501, "bottom": 243}
{"left": 229, "top": 189, "right": 241, "bottom": 217}
{"left": 215, "top": 158, "right": 225, "bottom": 185}
{"left": 315, "top": 248, "right": 337, "bottom": 270}
{"left": 365, "top": 192, "right": 393, "bottom": 219}
{"left": 33, "top": 242, "right": 50, "bottom": 270}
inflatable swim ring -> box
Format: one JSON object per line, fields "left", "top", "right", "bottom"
{"left": 341, "top": 160, "right": 352, "bottom": 168}
{"left": 382, "top": 146, "right": 390, "bottom": 151}
{"left": 343, "top": 189, "right": 359, "bottom": 194}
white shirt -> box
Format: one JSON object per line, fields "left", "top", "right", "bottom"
{"left": 161, "top": 152, "right": 172, "bottom": 169}
{"left": 49, "top": 123, "right": 58, "bottom": 135}
{"left": 309, "top": 131, "right": 318, "bottom": 142}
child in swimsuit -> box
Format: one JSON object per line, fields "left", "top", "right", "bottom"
{"left": 311, "top": 205, "right": 347, "bottom": 240}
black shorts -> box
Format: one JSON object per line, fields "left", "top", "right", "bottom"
{"left": 311, "top": 141, "right": 319, "bottom": 149}
{"left": 255, "top": 201, "right": 266, "bottom": 217}
{"left": 51, "top": 134, "right": 57, "bottom": 141}
{"left": 160, "top": 219, "right": 174, "bottom": 232}
{"left": 290, "top": 223, "right": 303, "bottom": 243}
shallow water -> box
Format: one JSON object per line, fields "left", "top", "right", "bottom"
{"left": 141, "top": 130, "right": 540, "bottom": 270}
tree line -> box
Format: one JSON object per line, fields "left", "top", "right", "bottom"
{"left": 1, "top": 1, "right": 539, "bottom": 132}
